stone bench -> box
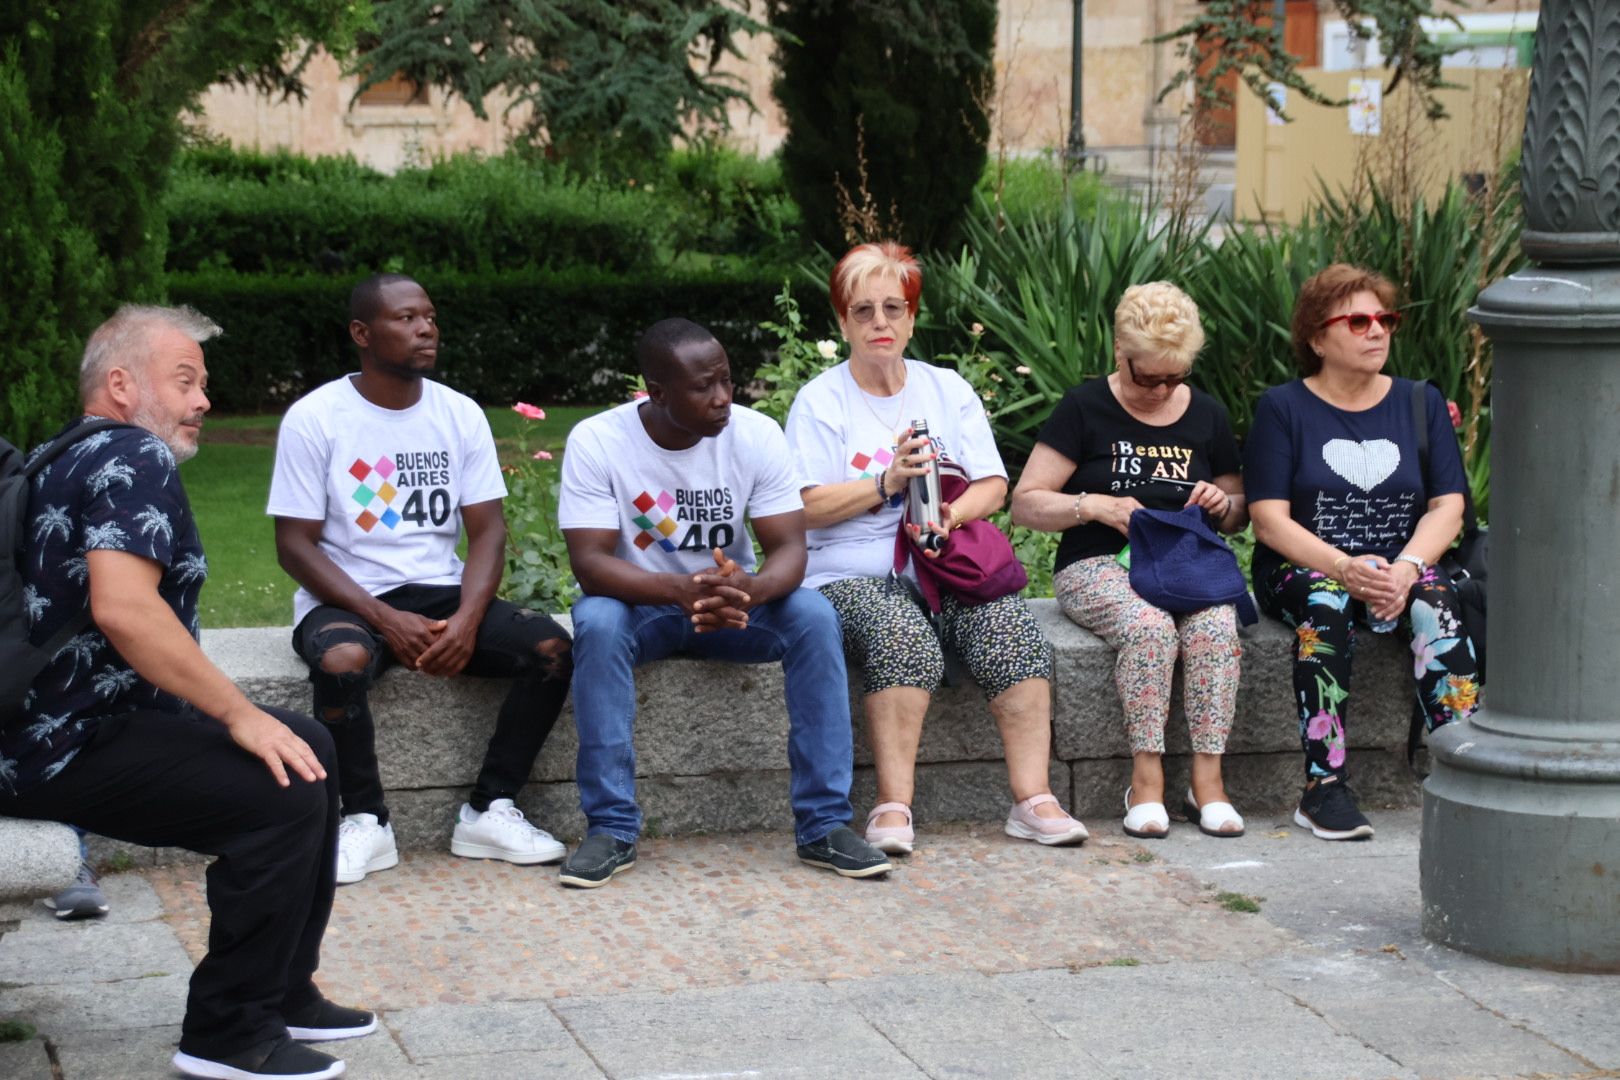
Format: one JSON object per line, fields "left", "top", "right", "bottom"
{"left": 200, "top": 599, "right": 1424, "bottom": 851}
{"left": 0, "top": 818, "right": 80, "bottom": 902}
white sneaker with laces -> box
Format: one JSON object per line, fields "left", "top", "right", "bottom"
{"left": 335, "top": 812, "right": 398, "bottom": 885}
{"left": 450, "top": 798, "right": 566, "bottom": 865}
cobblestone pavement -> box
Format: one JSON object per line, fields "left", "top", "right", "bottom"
{"left": 3, "top": 810, "right": 1618, "bottom": 1079}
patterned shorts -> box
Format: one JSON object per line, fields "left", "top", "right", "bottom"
{"left": 817, "top": 575, "right": 1052, "bottom": 699}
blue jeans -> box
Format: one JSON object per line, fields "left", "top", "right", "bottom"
{"left": 570, "top": 588, "right": 855, "bottom": 846}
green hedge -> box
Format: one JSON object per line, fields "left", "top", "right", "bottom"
{"left": 168, "top": 265, "right": 814, "bottom": 411}
{"left": 165, "top": 155, "right": 670, "bottom": 276}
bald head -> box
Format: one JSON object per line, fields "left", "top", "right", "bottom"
{"left": 634, "top": 318, "right": 724, "bottom": 386}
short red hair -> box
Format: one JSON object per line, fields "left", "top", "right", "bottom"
{"left": 829, "top": 242, "right": 922, "bottom": 319}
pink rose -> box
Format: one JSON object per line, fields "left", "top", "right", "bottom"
{"left": 1327, "top": 742, "right": 1347, "bottom": 768}
{"left": 513, "top": 402, "right": 547, "bottom": 420}
{"left": 532, "top": 450, "right": 553, "bottom": 461}
{"left": 1447, "top": 400, "right": 1462, "bottom": 429}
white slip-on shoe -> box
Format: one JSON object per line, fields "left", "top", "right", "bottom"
{"left": 1122, "top": 787, "right": 1170, "bottom": 839}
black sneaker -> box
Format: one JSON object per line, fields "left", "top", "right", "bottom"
{"left": 1294, "top": 775, "right": 1375, "bottom": 841}
{"left": 559, "top": 834, "right": 637, "bottom": 888}
{"left": 797, "top": 825, "right": 893, "bottom": 878}
{"left": 172, "top": 1035, "right": 343, "bottom": 1079}
{"left": 285, "top": 997, "right": 377, "bottom": 1042}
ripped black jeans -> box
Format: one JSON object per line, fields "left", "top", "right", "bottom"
{"left": 292, "top": 584, "right": 572, "bottom": 823}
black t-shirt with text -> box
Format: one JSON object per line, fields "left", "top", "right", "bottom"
{"left": 1035, "top": 377, "right": 1241, "bottom": 572}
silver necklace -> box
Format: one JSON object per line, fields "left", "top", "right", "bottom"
{"left": 852, "top": 362, "right": 908, "bottom": 436}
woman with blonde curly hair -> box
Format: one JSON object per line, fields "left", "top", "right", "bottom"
{"left": 1012, "top": 282, "right": 1247, "bottom": 839}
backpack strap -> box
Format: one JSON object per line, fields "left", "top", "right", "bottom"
{"left": 16, "top": 419, "right": 145, "bottom": 675}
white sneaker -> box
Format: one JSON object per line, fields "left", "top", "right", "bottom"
{"left": 450, "top": 799, "right": 566, "bottom": 865}
{"left": 335, "top": 813, "right": 398, "bottom": 885}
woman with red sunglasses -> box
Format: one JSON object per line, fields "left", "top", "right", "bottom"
{"left": 1012, "top": 282, "right": 1247, "bottom": 840}
{"left": 1245, "top": 263, "right": 1481, "bottom": 842}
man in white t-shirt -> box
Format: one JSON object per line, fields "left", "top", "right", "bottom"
{"left": 267, "top": 275, "right": 573, "bottom": 884}
{"left": 556, "top": 318, "right": 890, "bottom": 887}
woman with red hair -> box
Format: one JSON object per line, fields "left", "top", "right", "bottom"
{"left": 783, "top": 242, "right": 1087, "bottom": 855}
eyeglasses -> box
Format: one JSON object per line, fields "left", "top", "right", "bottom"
{"left": 1125, "top": 355, "right": 1188, "bottom": 390}
{"left": 847, "top": 299, "right": 910, "bottom": 324}
{"left": 1321, "top": 310, "right": 1402, "bottom": 335}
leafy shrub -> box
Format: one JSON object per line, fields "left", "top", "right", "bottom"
{"left": 165, "top": 154, "right": 670, "bottom": 275}
{"left": 663, "top": 144, "right": 804, "bottom": 259}
{"left": 499, "top": 409, "right": 577, "bottom": 616}
{"left": 168, "top": 264, "right": 815, "bottom": 411}
{"left": 174, "top": 144, "right": 385, "bottom": 184}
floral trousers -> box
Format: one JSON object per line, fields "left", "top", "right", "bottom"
{"left": 1259, "top": 562, "right": 1481, "bottom": 780}
{"left": 1054, "top": 556, "right": 1241, "bottom": 755}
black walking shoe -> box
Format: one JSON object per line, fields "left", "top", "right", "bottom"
{"left": 285, "top": 998, "right": 377, "bottom": 1041}
{"left": 797, "top": 825, "right": 893, "bottom": 878}
{"left": 1294, "top": 775, "right": 1375, "bottom": 841}
{"left": 172, "top": 1035, "right": 344, "bottom": 1079}
{"left": 559, "top": 834, "right": 637, "bottom": 888}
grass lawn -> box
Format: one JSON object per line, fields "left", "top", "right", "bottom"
{"left": 184, "top": 403, "right": 604, "bottom": 628}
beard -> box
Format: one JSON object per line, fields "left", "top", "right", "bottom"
{"left": 129, "top": 394, "right": 201, "bottom": 464}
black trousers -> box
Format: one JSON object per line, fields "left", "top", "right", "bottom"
{"left": 292, "top": 583, "right": 572, "bottom": 822}
{"left": 0, "top": 706, "right": 338, "bottom": 1059}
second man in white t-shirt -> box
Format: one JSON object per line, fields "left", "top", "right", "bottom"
{"left": 557, "top": 318, "right": 891, "bottom": 886}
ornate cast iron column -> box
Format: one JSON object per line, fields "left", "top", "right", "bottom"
{"left": 1422, "top": 0, "right": 1620, "bottom": 970}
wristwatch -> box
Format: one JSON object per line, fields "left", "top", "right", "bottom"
{"left": 1394, "top": 553, "right": 1428, "bottom": 575}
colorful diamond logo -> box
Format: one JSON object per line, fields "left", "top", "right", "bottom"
{"left": 349, "top": 459, "right": 372, "bottom": 482}
{"left": 356, "top": 510, "right": 379, "bottom": 532}
{"left": 379, "top": 508, "right": 401, "bottom": 529}
{"left": 352, "top": 483, "right": 376, "bottom": 507}
{"left": 633, "top": 492, "right": 656, "bottom": 514}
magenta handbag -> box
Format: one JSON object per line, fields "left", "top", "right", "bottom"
{"left": 891, "top": 455, "right": 1027, "bottom": 613}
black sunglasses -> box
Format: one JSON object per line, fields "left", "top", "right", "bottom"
{"left": 1125, "top": 355, "right": 1188, "bottom": 390}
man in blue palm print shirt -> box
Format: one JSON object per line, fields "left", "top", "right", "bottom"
{"left": 0, "top": 305, "right": 372, "bottom": 1080}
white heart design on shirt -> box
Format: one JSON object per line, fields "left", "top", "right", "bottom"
{"left": 1322, "top": 438, "right": 1401, "bottom": 491}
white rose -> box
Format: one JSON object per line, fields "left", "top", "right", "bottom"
{"left": 816, "top": 339, "right": 839, "bottom": 360}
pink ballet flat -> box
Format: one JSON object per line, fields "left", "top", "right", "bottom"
{"left": 864, "top": 802, "right": 915, "bottom": 855}
{"left": 1005, "top": 793, "right": 1089, "bottom": 846}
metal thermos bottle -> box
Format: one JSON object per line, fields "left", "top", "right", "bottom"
{"left": 907, "top": 418, "right": 946, "bottom": 552}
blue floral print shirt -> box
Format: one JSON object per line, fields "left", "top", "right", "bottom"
{"left": 0, "top": 418, "right": 206, "bottom": 795}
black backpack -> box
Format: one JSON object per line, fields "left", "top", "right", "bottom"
{"left": 0, "top": 419, "right": 136, "bottom": 730}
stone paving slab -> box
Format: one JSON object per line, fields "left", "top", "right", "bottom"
{"left": 998, "top": 963, "right": 1418, "bottom": 1080}
{"left": 552, "top": 981, "right": 927, "bottom": 1079}
{"left": 5, "top": 812, "right": 1620, "bottom": 1079}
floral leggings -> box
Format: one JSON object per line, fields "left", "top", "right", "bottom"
{"left": 1260, "top": 561, "right": 1481, "bottom": 779}
{"left": 1054, "top": 556, "right": 1241, "bottom": 755}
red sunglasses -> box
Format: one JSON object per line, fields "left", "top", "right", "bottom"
{"left": 1321, "top": 311, "right": 1402, "bottom": 335}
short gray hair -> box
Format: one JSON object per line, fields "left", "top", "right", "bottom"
{"left": 80, "top": 304, "right": 223, "bottom": 403}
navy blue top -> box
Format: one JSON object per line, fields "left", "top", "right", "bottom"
{"left": 1243, "top": 377, "right": 1466, "bottom": 585}
{"left": 0, "top": 418, "right": 205, "bottom": 795}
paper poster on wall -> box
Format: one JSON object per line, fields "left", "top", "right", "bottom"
{"left": 1348, "top": 78, "right": 1382, "bottom": 136}
{"left": 1266, "top": 82, "right": 1287, "bottom": 126}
